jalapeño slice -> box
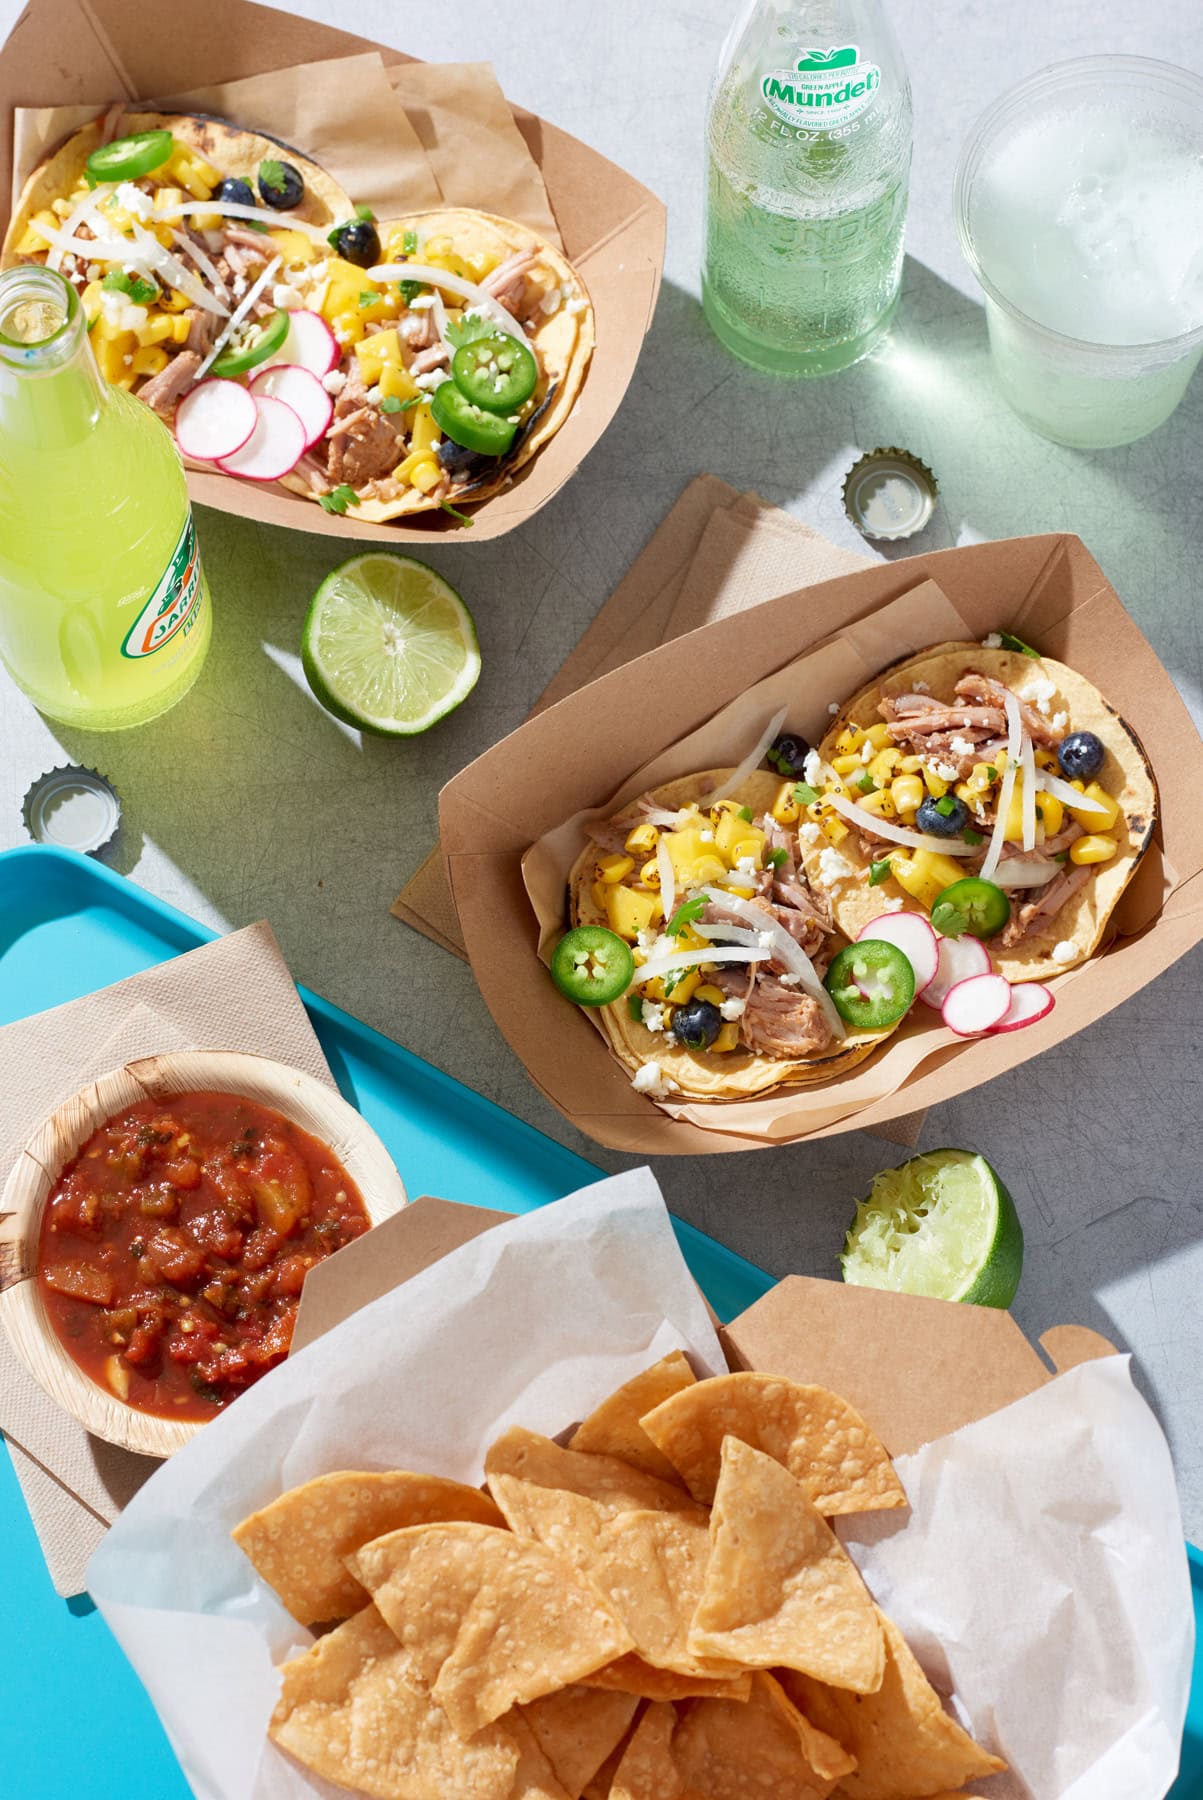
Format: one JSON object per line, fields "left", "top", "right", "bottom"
{"left": 930, "top": 877, "right": 1011, "bottom": 941}
{"left": 452, "top": 330, "right": 538, "bottom": 413}
{"left": 86, "top": 129, "right": 174, "bottom": 184}
{"left": 210, "top": 308, "right": 291, "bottom": 377}
{"left": 430, "top": 381, "right": 517, "bottom": 456}
{"left": 551, "top": 926, "right": 635, "bottom": 1008}
{"left": 824, "top": 940, "right": 915, "bottom": 1030}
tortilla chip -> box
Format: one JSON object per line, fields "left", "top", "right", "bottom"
{"left": 640, "top": 1374, "right": 906, "bottom": 1514}
{"left": 269, "top": 1604, "right": 518, "bottom": 1800}
{"left": 782, "top": 1612, "right": 1006, "bottom": 1800}
{"left": 608, "top": 1704, "right": 689, "bottom": 1800}
{"left": 672, "top": 1672, "right": 854, "bottom": 1800}
{"left": 348, "top": 1521, "right": 633, "bottom": 1738}
{"left": 520, "top": 1686, "right": 641, "bottom": 1795}
{"left": 506, "top": 1712, "right": 574, "bottom": 1800}
{"left": 232, "top": 1469, "right": 504, "bottom": 1625}
{"left": 689, "top": 1438, "right": 884, "bottom": 1694}
{"left": 489, "top": 1474, "right": 735, "bottom": 1682}
{"left": 487, "top": 1426, "right": 704, "bottom": 1519}
{"left": 569, "top": 1353, "right": 698, "bottom": 1484}
{"left": 585, "top": 1655, "right": 752, "bottom": 1703}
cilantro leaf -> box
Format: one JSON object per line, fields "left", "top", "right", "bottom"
{"left": 999, "top": 630, "right": 1040, "bottom": 658}
{"left": 445, "top": 312, "right": 497, "bottom": 350}
{"left": 380, "top": 394, "right": 421, "bottom": 415}
{"left": 354, "top": 203, "right": 376, "bottom": 223}
{"left": 258, "top": 158, "right": 287, "bottom": 196}
{"left": 935, "top": 795, "right": 957, "bottom": 816}
{"left": 962, "top": 827, "right": 984, "bottom": 846}
{"left": 357, "top": 289, "right": 379, "bottom": 309}
{"left": 399, "top": 279, "right": 423, "bottom": 305}
{"left": 439, "top": 500, "right": 475, "bottom": 527}
{"left": 666, "top": 895, "right": 707, "bottom": 936}
{"left": 856, "top": 772, "right": 876, "bottom": 794}
{"left": 102, "top": 269, "right": 157, "bottom": 304}
{"left": 318, "top": 484, "right": 359, "bottom": 515}
{"left": 794, "top": 782, "right": 820, "bottom": 807}
{"left": 402, "top": 229, "right": 418, "bottom": 253}
{"left": 868, "top": 859, "right": 893, "bottom": 886}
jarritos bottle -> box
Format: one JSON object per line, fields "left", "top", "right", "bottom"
{"left": 0, "top": 264, "right": 210, "bottom": 728}
{"left": 703, "top": 0, "right": 912, "bottom": 376}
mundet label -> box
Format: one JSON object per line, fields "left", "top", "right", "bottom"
{"left": 121, "top": 513, "right": 204, "bottom": 660}
{"left": 761, "top": 45, "right": 882, "bottom": 129}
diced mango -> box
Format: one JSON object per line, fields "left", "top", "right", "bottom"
{"left": 379, "top": 362, "right": 420, "bottom": 404}
{"left": 913, "top": 849, "right": 969, "bottom": 893}
{"left": 410, "top": 402, "right": 441, "bottom": 457}
{"left": 269, "top": 227, "right": 317, "bottom": 265}
{"left": 596, "top": 853, "right": 634, "bottom": 884}
{"left": 604, "top": 885, "right": 660, "bottom": 941}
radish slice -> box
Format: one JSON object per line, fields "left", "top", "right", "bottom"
{"left": 922, "top": 935, "right": 993, "bottom": 1010}
{"left": 857, "top": 912, "right": 938, "bottom": 996}
{"left": 174, "top": 379, "right": 256, "bottom": 463}
{"left": 250, "top": 364, "right": 333, "bottom": 450}
{"left": 989, "top": 982, "right": 1055, "bottom": 1034}
{"left": 215, "top": 394, "right": 306, "bottom": 482}
{"left": 260, "top": 309, "right": 339, "bottom": 378}
{"left": 942, "top": 973, "right": 1012, "bottom": 1037}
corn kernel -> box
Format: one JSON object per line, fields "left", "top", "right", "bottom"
{"left": 624, "top": 823, "right": 659, "bottom": 855}
{"left": 1067, "top": 781, "right": 1120, "bottom": 832}
{"left": 898, "top": 754, "right": 925, "bottom": 773}
{"left": 834, "top": 725, "right": 867, "bottom": 755}
{"left": 819, "top": 816, "right": 849, "bottom": 846}
{"left": 891, "top": 774, "right": 925, "bottom": 814}
{"left": 665, "top": 969, "right": 700, "bottom": 1006}
{"left": 407, "top": 458, "right": 441, "bottom": 495}
{"left": 1070, "top": 834, "right": 1118, "bottom": 865}
{"left": 411, "top": 403, "right": 441, "bottom": 457}
{"left": 596, "top": 853, "right": 634, "bottom": 884}
{"left": 639, "top": 858, "right": 660, "bottom": 889}
{"left": 1035, "top": 747, "right": 1060, "bottom": 771}
{"left": 695, "top": 985, "right": 726, "bottom": 1006}
{"left": 160, "top": 288, "right": 191, "bottom": 313}
{"left": 922, "top": 766, "right": 949, "bottom": 799}
{"left": 832, "top": 751, "right": 864, "bottom": 776}
{"left": 1036, "top": 793, "right": 1063, "bottom": 836}
{"left": 771, "top": 781, "right": 800, "bottom": 825}
{"left": 726, "top": 886, "right": 756, "bottom": 898}
{"left": 130, "top": 345, "right": 168, "bottom": 376}
{"left": 864, "top": 722, "right": 894, "bottom": 750}
{"left": 858, "top": 789, "right": 897, "bottom": 820}
{"left": 869, "top": 748, "right": 900, "bottom": 782}
{"left": 712, "top": 1022, "right": 742, "bottom": 1053}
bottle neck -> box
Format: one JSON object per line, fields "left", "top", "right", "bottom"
{"left": 0, "top": 265, "right": 108, "bottom": 452}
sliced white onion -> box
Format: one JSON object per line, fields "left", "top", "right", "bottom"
{"left": 638, "top": 806, "right": 683, "bottom": 828}
{"left": 45, "top": 187, "right": 113, "bottom": 270}
{"left": 1034, "top": 769, "right": 1114, "bottom": 823}
{"left": 161, "top": 199, "right": 331, "bottom": 243}
{"left": 993, "top": 854, "right": 1063, "bottom": 889}
{"left": 1020, "top": 729, "right": 1037, "bottom": 852}
{"left": 824, "top": 792, "right": 978, "bottom": 856}
{"left": 655, "top": 838, "right": 676, "bottom": 928}
{"left": 39, "top": 227, "right": 146, "bottom": 264}
{"left": 430, "top": 288, "right": 451, "bottom": 350}
{"left": 699, "top": 887, "right": 844, "bottom": 1040}
{"left": 694, "top": 922, "right": 769, "bottom": 949}
{"left": 196, "top": 255, "right": 283, "bottom": 379}
{"left": 705, "top": 707, "right": 788, "bottom": 809}
{"left": 981, "top": 692, "right": 1022, "bottom": 882}
{"left": 169, "top": 227, "right": 229, "bottom": 303}
{"left": 367, "top": 261, "right": 526, "bottom": 340}
{"left": 129, "top": 224, "right": 228, "bottom": 316}
{"left": 634, "top": 944, "right": 763, "bottom": 988}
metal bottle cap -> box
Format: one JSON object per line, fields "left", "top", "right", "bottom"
{"left": 22, "top": 764, "right": 122, "bottom": 855}
{"left": 842, "top": 447, "right": 938, "bottom": 542}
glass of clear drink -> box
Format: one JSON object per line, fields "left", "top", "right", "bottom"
{"left": 954, "top": 56, "right": 1203, "bottom": 449}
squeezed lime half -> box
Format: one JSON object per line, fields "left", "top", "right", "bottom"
{"left": 840, "top": 1148, "right": 1023, "bottom": 1308}
{"left": 302, "top": 553, "right": 480, "bottom": 736}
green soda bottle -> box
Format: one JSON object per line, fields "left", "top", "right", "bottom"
{"left": 0, "top": 264, "right": 211, "bottom": 728}
{"left": 703, "top": 0, "right": 912, "bottom": 376}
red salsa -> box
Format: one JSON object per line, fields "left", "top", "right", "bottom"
{"left": 37, "top": 1089, "right": 371, "bottom": 1420}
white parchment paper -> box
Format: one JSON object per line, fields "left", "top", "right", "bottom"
{"left": 840, "top": 1356, "right": 1194, "bottom": 1800}
{"left": 87, "top": 1174, "right": 1192, "bottom": 1800}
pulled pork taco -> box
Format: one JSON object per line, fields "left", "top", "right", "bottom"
{"left": 795, "top": 641, "right": 1158, "bottom": 983}
{"left": 554, "top": 770, "right": 901, "bottom": 1104}
{"left": 4, "top": 114, "right": 593, "bottom": 521}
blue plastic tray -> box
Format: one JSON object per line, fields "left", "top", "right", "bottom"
{"left": 0, "top": 843, "right": 1197, "bottom": 1800}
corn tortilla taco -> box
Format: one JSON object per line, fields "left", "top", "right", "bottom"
{"left": 563, "top": 769, "right": 896, "bottom": 1104}
{"left": 796, "top": 642, "right": 1158, "bottom": 983}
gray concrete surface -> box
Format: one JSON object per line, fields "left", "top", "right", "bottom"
{"left": 3, "top": 1, "right": 1202, "bottom": 1533}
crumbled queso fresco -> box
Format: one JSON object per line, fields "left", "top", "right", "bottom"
{"left": 1021, "top": 677, "right": 1057, "bottom": 715}
{"left": 631, "top": 1062, "right": 678, "bottom": 1097}
{"left": 982, "top": 632, "right": 1003, "bottom": 648}
{"left": 797, "top": 821, "right": 822, "bottom": 845}
{"left": 641, "top": 1001, "right": 666, "bottom": 1033}
{"left": 1051, "top": 941, "right": 1077, "bottom": 965}
{"left": 720, "top": 998, "right": 746, "bottom": 1021}
{"left": 802, "top": 749, "right": 823, "bottom": 787}
{"left": 818, "top": 846, "right": 853, "bottom": 885}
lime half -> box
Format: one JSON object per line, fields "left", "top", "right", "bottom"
{"left": 840, "top": 1148, "right": 1023, "bottom": 1308}
{"left": 302, "top": 553, "right": 480, "bottom": 736}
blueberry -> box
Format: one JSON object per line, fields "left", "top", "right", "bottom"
{"left": 670, "top": 999, "right": 723, "bottom": 1052}
{"left": 257, "top": 158, "right": 305, "bottom": 211}
{"left": 1057, "top": 731, "right": 1104, "bottom": 781}
{"left": 333, "top": 220, "right": 382, "bottom": 268}
{"left": 215, "top": 177, "right": 256, "bottom": 210}
{"left": 917, "top": 795, "right": 970, "bottom": 837}
{"left": 766, "top": 733, "right": 811, "bottom": 777}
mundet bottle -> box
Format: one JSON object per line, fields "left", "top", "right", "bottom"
{"left": 703, "top": 0, "right": 913, "bottom": 376}
{"left": 0, "top": 264, "right": 210, "bottom": 729}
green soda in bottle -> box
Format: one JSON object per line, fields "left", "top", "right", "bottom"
{"left": 703, "top": 0, "right": 912, "bottom": 376}
{"left": 0, "top": 264, "right": 211, "bottom": 728}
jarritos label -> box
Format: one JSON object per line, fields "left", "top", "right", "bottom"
{"left": 762, "top": 45, "right": 881, "bottom": 128}
{"left": 121, "top": 514, "right": 204, "bottom": 660}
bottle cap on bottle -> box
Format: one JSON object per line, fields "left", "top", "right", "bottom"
{"left": 22, "top": 764, "right": 122, "bottom": 856}
{"left": 842, "top": 448, "right": 938, "bottom": 541}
